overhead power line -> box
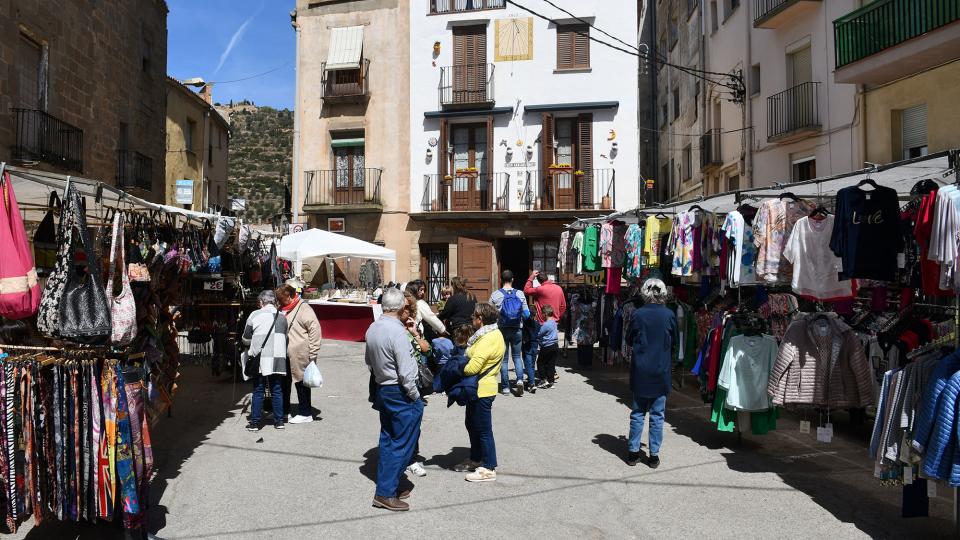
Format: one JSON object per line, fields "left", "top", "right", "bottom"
{"left": 212, "top": 61, "right": 293, "bottom": 85}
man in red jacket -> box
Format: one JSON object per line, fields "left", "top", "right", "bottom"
{"left": 523, "top": 271, "right": 566, "bottom": 323}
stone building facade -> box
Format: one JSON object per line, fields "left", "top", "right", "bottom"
{"left": 0, "top": 0, "right": 168, "bottom": 200}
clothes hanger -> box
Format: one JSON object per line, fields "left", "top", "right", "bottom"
{"left": 809, "top": 205, "right": 830, "bottom": 220}
{"left": 857, "top": 178, "right": 879, "bottom": 191}
{"left": 779, "top": 192, "right": 800, "bottom": 201}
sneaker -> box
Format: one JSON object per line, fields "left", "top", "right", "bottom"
{"left": 525, "top": 382, "right": 536, "bottom": 394}
{"left": 647, "top": 455, "right": 660, "bottom": 469}
{"left": 245, "top": 422, "right": 261, "bottom": 432}
{"left": 406, "top": 462, "right": 427, "bottom": 477}
{"left": 626, "top": 451, "right": 642, "bottom": 467}
{"left": 500, "top": 388, "right": 510, "bottom": 396}
{"left": 512, "top": 382, "right": 524, "bottom": 397}
{"left": 537, "top": 381, "right": 553, "bottom": 389}
{"left": 289, "top": 415, "right": 314, "bottom": 424}
{"left": 274, "top": 423, "right": 285, "bottom": 430}
{"left": 454, "top": 459, "right": 482, "bottom": 472}
{"left": 465, "top": 467, "right": 497, "bottom": 482}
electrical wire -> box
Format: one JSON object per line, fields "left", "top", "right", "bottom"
{"left": 211, "top": 61, "right": 293, "bottom": 85}
{"left": 507, "top": 0, "right": 744, "bottom": 95}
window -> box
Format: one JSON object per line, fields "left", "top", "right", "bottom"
{"left": 423, "top": 246, "right": 449, "bottom": 305}
{"left": 118, "top": 122, "right": 129, "bottom": 151}
{"left": 660, "top": 164, "right": 670, "bottom": 198}
{"left": 901, "top": 104, "right": 928, "bottom": 159}
{"left": 688, "top": 0, "right": 699, "bottom": 18}
{"left": 661, "top": 102, "right": 669, "bottom": 127}
{"left": 531, "top": 240, "right": 559, "bottom": 275}
{"left": 557, "top": 24, "right": 590, "bottom": 70}
{"left": 683, "top": 145, "right": 692, "bottom": 181}
{"left": 668, "top": 17, "right": 678, "bottom": 51}
{"left": 672, "top": 87, "right": 680, "bottom": 120}
{"left": 185, "top": 119, "right": 197, "bottom": 153}
{"left": 332, "top": 130, "right": 366, "bottom": 192}
{"left": 17, "top": 34, "right": 45, "bottom": 109}
{"left": 724, "top": 0, "right": 740, "bottom": 20}
{"left": 788, "top": 47, "right": 812, "bottom": 87}
{"left": 658, "top": 35, "right": 667, "bottom": 71}
{"left": 728, "top": 174, "right": 740, "bottom": 191}
{"left": 710, "top": 1, "right": 719, "bottom": 33}
{"left": 791, "top": 156, "right": 816, "bottom": 182}
{"left": 142, "top": 38, "right": 152, "bottom": 73}
{"left": 750, "top": 64, "right": 761, "bottom": 96}
{"left": 208, "top": 138, "right": 214, "bottom": 166}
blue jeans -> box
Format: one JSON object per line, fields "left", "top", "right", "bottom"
{"left": 465, "top": 396, "right": 497, "bottom": 469}
{"left": 374, "top": 385, "right": 424, "bottom": 498}
{"left": 252, "top": 374, "right": 284, "bottom": 426}
{"left": 628, "top": 395, "right": 667, "bottom": 455}
{"left": 523, "top": 340, "right": 539, "bottom": 385}
{"left": 500, "top": 326, "right": 525, "bottom": 389}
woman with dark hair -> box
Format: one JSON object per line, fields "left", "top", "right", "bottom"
{"left": 405, "top": 280, "right": 446, "bottom": 342}
{"left": 437, "top": 276, "right": 476, "bottom": 332}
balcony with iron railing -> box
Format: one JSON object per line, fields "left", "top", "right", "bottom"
{"left": 700, "top": 129, "right": 723, "bottom": 170}
{"left": 421, "top": 172, "right": 510, "bottom": 212}
{"left": 519, "top": 169, "right": 616, "bottom": 212}
{"left": 117, "top": 150, "right": 153, "bottom": 191}
{"left": 11, "top": 108, "right": 83, "bottom": 171}
{"left": 767, "top": 81, "right": 821, "bottom": 143}
{"left": 303, "top": 168, "right": 383, "bottom": 211}
{"left": 834, "top": 0, "right": 960, "bottom": 84}
{"left": 753, "top": 0, "right": 821, "bottom": 29}
{"left": 321, "top": 59, "right": 370, "bottom": 102}
{"left": 429, "top": 0, "right": 505, "bottom": 14}
{"left": 439, "top": 63, "right": 495, "bottom": 109}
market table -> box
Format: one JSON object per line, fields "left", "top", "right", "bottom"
{"left": 308, "top": 300, "right": 383, "bottom": 342}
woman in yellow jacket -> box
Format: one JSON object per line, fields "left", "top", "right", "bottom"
{"left": 458, "top": 302, "right": 506, "bottom": 482}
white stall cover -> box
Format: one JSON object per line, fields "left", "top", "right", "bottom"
{"left": 278, "top": 228, "right": 397, "bottom": 282}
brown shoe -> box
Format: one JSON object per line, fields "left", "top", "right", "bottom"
{"left": 398, "top": 489, "right": 412, "bottom": 500}
{"left": 372, "top": 495, "right": 409, "bottom": 511}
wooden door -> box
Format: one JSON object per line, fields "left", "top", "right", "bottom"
{"left": 458, "top": 236, "right": 494, "bottom": 302}
{"left": 452, "top": 26, "right": 487, "bottom": 104}
{"left": 334, "top": 146, "right": 365, "bottom": 204}
{"left": 451, "top": 124, "right": 487, "bottom": 210}
{"left": 554, "top": 118, "right": 576, "bottom": 209}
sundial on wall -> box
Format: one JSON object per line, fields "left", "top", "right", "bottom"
{"left": 496, "top": 17, "right": 533, "bottom": 62}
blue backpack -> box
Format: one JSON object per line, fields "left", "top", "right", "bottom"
{"left": 498, "top": 288, "right": 524, "bottom": 328}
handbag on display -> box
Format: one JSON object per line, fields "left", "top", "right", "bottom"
{"left": 33, "top": 191, "right": 61, "bottom": 272}
{"left": 37, "top": 181, "right": 78, "bottom": 336}
{"left": 127, "top": 215, "right": 151, "bottom": 282}
{"left": 57, "top": 185, "right": 112, "bottom": 345}
{"left": 235, "top": 224, "right": 251, "bottom": 254}
{"left": 0, "top": 172, "right": 41, "bottom": 319}
{"left": 214, "top": 216, "right": 235, "bottom": 249}
{"left": 105, "top": 212, "right": 137, "bottom": 346}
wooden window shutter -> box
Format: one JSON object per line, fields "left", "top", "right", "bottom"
{"left": 439, "top": 118, "right": 449, "bottom": 178}
{"left": 541, "top": 113, "right": 554, "bottom": 168}
{"left": 557, "top": 27, "right": 573, "bottom": 69}
{"left": 573, "top": 25, "right": 590, "bottom": 68}
{"left": 577, "top": 113, "right": 593, "bottom": 207}
{"left": 486, "top": 115, "right": 494, "bottom": 173}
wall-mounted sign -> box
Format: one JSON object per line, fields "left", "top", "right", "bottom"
{"left": 175, "top": 179, "right": 194, "bottom": 204}
{"left": 505, "top": 161, "right": 536, "bottom": 168}
{"left": 328, "top": 218, "right": 345, "bottom": 233}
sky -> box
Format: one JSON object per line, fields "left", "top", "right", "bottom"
{"left": 167, "top": 0, "right": 296, "bottom": 109}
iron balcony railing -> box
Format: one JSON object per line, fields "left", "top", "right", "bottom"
{"left": 439, "top": 63, "right": 495, "bottom": 108}
{"left": 304, "top": 168, "right": 383, "bottom": 207}
{"left": 834, "top": 0, "right": 959, "bottom": 69}
{"left": 523, "top": 168, "right": 616, "bottom": 211}
{"left": 11, "top": 108, "right": 83, "bottom": 171}
{"left": 754, "top": 0, "right": 818, "bottom": 26}
{"left": 117, "top": 150, "right": 153, "bottom": 191}
{"left": 421, "top": 172, "right": 509, "bottom": 212}
{"left": 700, "top": 129, "right": 722, "bottom": 169}
{"left": 429, "top": 0, "right": 505, "bottom": 14}
{"left": 321, "top": 59, "right": 370, "bottom": 99}
{"left": 767, "top": 81, "right": 821, "bottom": 141}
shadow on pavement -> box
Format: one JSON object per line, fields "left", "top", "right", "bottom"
{"left": 360, "top": 447, "right": 378, "bottom": 483}
{"left": 424, "top": 446, "right": 471, "bottom": 470}
{"left": 563, "top": 346, "right": 954, "bottom": 539}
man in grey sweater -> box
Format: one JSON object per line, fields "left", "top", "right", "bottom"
{"left": 366, "top": 288, "right": 423, "bottom": 512}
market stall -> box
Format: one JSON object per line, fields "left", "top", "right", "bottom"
{"left": 278, "top": 228, "right": 395, "bottom": 341}
{"left": 558, "top": 150, "right": 960, "bottom": 523}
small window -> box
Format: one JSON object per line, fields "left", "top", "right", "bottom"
{"left": 683, "top": 145, "right": 692, "bottom": 181}
{"left": 661, "top": 164, "right": 670, "bottom": 199}
{"left": 208, "top": 139, "right": 214, "bottom": 166}
{"left": 186, "top": 119, "right": 197, "bottom": 153}
{"left": 661, "top": 102, "right": 669, "bottom": 127}
{"left": 424, "top": 246, "right": 449, "bottom": 305}
{"left": 531, "top": 240, "right": 559, "bottom": 275}
{"left": 750, "top": 64, "right": 760, "bottom": 96}
{"left": 669, "top": 17, "right": 678, "bottom": 51}
{"left": 728, "top": 174, "right": 740, "bottom": 191}
{"left": 557, "top": 24, "right": 590, "bottom": 70}
{"left": 901, "top": 104, "right": 928, "bottom": 159}
{"left": 724, "top": 0, "right": 740, "bottom": 20}
{"left": 710, "top": 1, "right": 719, "bottom": 32}
{"left": 17, "top": 34, "right": 45, "bottom": 109}
{"left": 672, "top": 87, "right": 680, "bottom": 120}
{"left": 688, "top": 0, "right": 700, "bottom": 18}
{"left": 791, "top": 156, "right": 816, "bottom": 182}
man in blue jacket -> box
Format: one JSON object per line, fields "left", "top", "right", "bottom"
{"left": 625, "top": 279, "right": 677, "bottom": 468}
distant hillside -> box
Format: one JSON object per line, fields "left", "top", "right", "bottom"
{"left": 218, "top": 101, "right": 292, "bottom": 223}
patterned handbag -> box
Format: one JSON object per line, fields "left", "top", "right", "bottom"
{"left": 106, "top": 212, "right": 137, "bottom": 346}
{"left": 37, "top": 181, "right": 78, "bottom": 337}
{"left": 0, "top": 172, "right": 42, "bottom": 319}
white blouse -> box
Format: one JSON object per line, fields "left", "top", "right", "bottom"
{"left": 783, "top": 215, "right": 854, "bottom": 301}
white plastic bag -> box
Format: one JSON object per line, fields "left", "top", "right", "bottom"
{"left": 303, "top": 361, "right": 324, "bottom": 388}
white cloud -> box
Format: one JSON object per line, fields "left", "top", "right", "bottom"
{"left": 215, "top": 10, "right": 258, "bottom": 75}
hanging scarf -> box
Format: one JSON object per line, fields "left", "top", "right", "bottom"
{"left": 97, "top": 366, "right": 116, "bottom": 521}
{"left": 467, "top": 324, "right": 498, "bottom": 347}
{"left": 281, "top": 295, "right": 301, "bottom": 313}
{"left": 114, "top": 366, "right": 140, "bottom": 527}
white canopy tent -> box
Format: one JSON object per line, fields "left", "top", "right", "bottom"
{"left": 278, "top": 228, "right": 397, "bottom": 283}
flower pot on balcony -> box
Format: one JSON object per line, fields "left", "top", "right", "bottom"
{"left": 601, "top": 195, "right": 612, "bottom": 210}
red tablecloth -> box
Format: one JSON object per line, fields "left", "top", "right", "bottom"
{"left": 310, "top": 302, "right": 379, "bottom": 342}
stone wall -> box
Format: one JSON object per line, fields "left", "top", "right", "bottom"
{"left": 0, "top": 0, "right": 168, "bottom": 201}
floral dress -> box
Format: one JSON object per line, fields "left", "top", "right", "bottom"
{"left": 670, "top": 211, "right": 695, "bottom": 277}
{"left": 624, "top": 224, "right": 644, "bottom": 279}
{"left": 753, "top": 199, "right": 815, "bottom": 283}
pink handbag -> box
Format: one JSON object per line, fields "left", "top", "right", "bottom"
{"left": 105, "top": 212, "right": 137, "bottom": 345}
{"left": 0, "top": 171, "right": 41, "bottom": 319}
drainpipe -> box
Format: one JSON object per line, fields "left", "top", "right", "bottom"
{"left": 291, "top": 10, "right": 302, "bottom": 225}
{"left": 744, "top": 0, "right": 753, "bottom": 188}
{"left": 650, "top": 0, "right": 659, "bottom": 203}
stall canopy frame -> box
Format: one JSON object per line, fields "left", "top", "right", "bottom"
{"left": 278, "top": 227, "right": 397, "bottom": 284}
